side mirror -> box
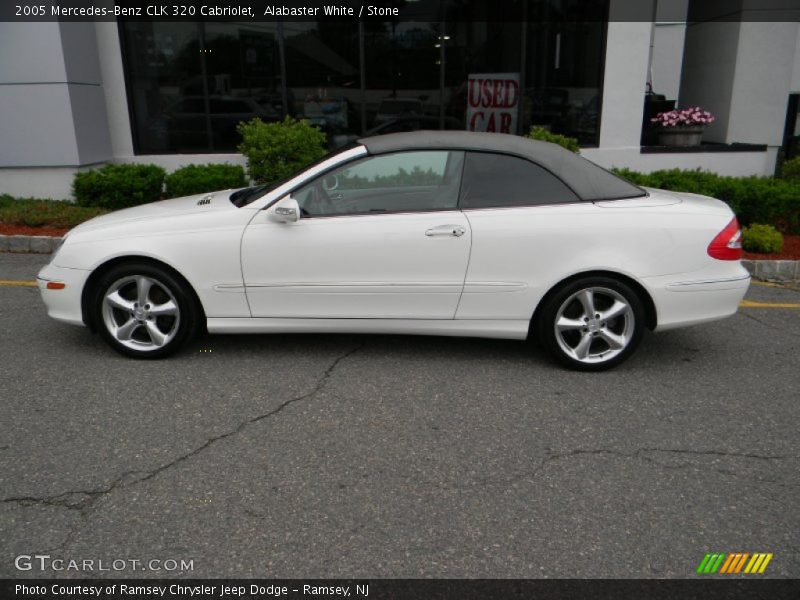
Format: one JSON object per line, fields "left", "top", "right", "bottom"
{"left": 269, "top": 196, "right": 300, "bottom": 223}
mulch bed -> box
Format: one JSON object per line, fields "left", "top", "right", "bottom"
{"left": 0, "top": 224, "right": 69, "bottom": 237}
{"left": 744, "top": 233, "right": 800, "bottom": 260}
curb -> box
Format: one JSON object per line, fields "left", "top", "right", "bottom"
{"left": 0, "top": 234, "right": 64, "bottom": 254}
{"left": 2, "top": 234, "right": 799, "bottom": 282}
{"left": 741, "top": 259, "right": 800, "bottom": 283}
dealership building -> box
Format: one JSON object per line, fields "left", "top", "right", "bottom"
{"left": 1, "top": 0, "right": 799, "bottom": 199}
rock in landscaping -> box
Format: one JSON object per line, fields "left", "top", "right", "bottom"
{"left": 0, "top": 235, "right": 8, "bottom": 252}
{"left": 758, "top": 260, "right": 798, "bottom": 282}
{"left": 29, "top": 236, "right": 54, "bottom": 253}
{"left": 8, "top": 235, "right": 31, "bottom": 253}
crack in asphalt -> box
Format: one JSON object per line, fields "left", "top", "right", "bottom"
{"left": 408, "top": 446, "right": 797, "bottom": 493}
{"left": 497, "top": 447, "right": 798, "bottom": 491}
{"left": 548, "top": 447, "right": 792, "bottom": 463}
{"left": 530, "top": 446, "right": 793, "bottom": 477}
{"left": 131, "top": 339, "right": 365, "bottom": 488}
{"left": 0, "top": 340, "right": 365, "bottom": 519}
{"left": 739, "top": 310, "right": 800, "bottom": 339}
{"left": 2, "top": 339, "right": 795, "bottom": 558}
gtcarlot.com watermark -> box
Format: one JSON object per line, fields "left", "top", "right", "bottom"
{"left": 14, "top": 554, "right": 194, "bottom": 572}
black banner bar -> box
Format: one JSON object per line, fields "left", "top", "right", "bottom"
{"left": 2, "top": 0, "right": 799, "bottom": 23}
{"left": 3, "top": 579, "right": 800, "bottom": 600}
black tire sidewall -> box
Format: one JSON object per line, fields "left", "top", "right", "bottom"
{"left": 92, "top": 262, "right": 197, "bottom": 359}
{"left": 536, "top": 276, "right": 646, "bottom": 371}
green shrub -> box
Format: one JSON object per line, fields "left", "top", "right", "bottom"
{"left": 611, "top": 168, "right": 800, "bottom": 233}
{"left": 526, "top": 127, "right": 580, "bottom": 153}
{"left": 237, "top": 117, "right": 327, "bottom": 184}
{"left": 0, "top": 194, "right": 17, "bottom": 210}
{"left": 780, "top": 156, "right": 800, "bottom": 181}
{"left": 73, "top": 164, "right": 165, "bottom": 210}
{"left": 165, "top": 163, "right": 247, "bottom": 198}
{"left": 0, "top": 195, "right": 107, "bottom": 228}
{"left": 742, "top": 224, "right": 784, "bottom": 254}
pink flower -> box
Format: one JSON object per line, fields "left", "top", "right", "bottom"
{"left": 652, "top": 106, "right": 715, "bottom": 128}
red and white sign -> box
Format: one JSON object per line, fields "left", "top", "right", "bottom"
{"left": 466, "top": 73, "right": 520, "bottom": 134}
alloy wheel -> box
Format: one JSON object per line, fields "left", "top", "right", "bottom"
{"left": 553, "top": 286, "right": 634, "bottom": 365}
{"left": 101, "top": 275, "right": 181, "bottom": 351}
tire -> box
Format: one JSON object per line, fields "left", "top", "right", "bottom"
{"left": 535, "top": 276, "right": 646, "bottom": 371}
{"left": 92, "top": 262, "right": 200, "bottom": 359}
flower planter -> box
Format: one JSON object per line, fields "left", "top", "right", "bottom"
{"left": 657, "top": 125, "right": 705, "bottom": 147}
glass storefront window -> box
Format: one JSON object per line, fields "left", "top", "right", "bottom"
{"left": 120, "top": 21, "right": 281, "bottom": 153}
{"left": 120, "top": 22, "right": 204, "bottom": 153}
{"left": 363, "top": 20, "right": 446, "bottom": 135}
{"left": 119, "top": 1, "right": 607, "bottom": 155}
{"left": 283, "top": 21, "right": 362, "bottom": 150}
{"left": 522, "top": 18, "right": 606, "bottom": 146}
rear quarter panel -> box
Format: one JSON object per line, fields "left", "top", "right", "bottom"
{"left": 457, "top": 200, "right": 736, "bottom": 321}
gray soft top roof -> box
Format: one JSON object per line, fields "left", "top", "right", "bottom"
{"left": 357, "top": 131, "right": 644, "bottom": 201}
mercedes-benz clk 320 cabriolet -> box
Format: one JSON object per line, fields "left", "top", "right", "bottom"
{"left": 38, "top": 131, "right": 750, "bottom": 370}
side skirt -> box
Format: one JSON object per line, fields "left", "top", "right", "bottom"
{"left": 206, "top": 318, "right": 530, "bottom": 340}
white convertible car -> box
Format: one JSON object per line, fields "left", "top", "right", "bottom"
{"left": 38, "top": 131, "right": 750, "bottom": 370}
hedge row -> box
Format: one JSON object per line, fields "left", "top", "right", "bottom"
{"left": 72, "top": 163, "right": 247, "bottom": 210}
{"left": 237, "top": 116, "right": 328, "bottom": 184}
{"left": 69, "top": 118, "right": 328, "bottom": 209}
{"left": 613, "top": 168, "right": 800, "bottom": 234}
{"left": 0, "top": 194, "right": 108, "bottom": 228}
{"left": 164, "top": 163, "right": 247, "bottom": 198}
{"left": 526, "top": 127, "right": 581, "bottom": 153}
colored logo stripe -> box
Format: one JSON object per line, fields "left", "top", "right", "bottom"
{"left": 745, "top": 553, "right": 773, "bottom": 574}
{"left": 697, "top": 552, "right": 773, "bottom": 574}
{"left": 719, "top": 553, "right": 736, "bottom": 573}
{"left": 697, "top": 553, "right": 726, "bottom": 574}
{"left": 720, "top": 553, "right": 748, "bottom": 573}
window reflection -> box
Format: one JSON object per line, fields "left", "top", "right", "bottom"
{"left": 294, "top": 151, "right": 465, "bottom": 217}
{"left": 119, "top": 1, "right": 607, "bottom": 155}
{"left": 283, "top": 21, "right": 362, "bottom": 150}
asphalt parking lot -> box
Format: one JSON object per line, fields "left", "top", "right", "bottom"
{"left": 1, "top": 252, "right": 798, "bottom": 579}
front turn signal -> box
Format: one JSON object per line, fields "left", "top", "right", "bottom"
{"left": 46, "top": 281, "right": 66, "bottom": 290}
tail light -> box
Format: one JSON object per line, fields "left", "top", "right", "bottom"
{"left": 707, "top": 217, "right": 742, "bottom": 260}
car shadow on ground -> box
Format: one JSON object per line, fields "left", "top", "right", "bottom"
{"left": 172, "top": 328, "right": 712, "bottom": 370}
{"left": 43, "top": 313, "right": 723, "bottom": 372}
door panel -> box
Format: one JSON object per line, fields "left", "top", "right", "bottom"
{"left": 241, "top": 211, "right": 471, "bottom": 319}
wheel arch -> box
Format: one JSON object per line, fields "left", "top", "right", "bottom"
{"left": 81, "top": 255, "right": 206, "bottom": 331}
{"left": 529, "top": 270, "right": 657, "bottom": 339}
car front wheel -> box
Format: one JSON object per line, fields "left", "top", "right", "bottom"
{"left": 93, "top": 263, "right": 199, "bottom": 358}
{"left": 536, "top": 277, "right": 646, "bottom": 371}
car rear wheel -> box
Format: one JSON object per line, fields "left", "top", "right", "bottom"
{"left": 93, "top": 263, "right": 199, "bottom": 358}
{"left": 536, "top": 276, "right": 645, "bottom": 371}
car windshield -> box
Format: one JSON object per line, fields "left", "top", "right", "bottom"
{"left": 230, "top": 142, "right": 361, "bottom": 207}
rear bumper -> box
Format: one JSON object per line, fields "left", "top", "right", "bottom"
{"left": 646, "top": 266, "right": 751, "bottom": 331}
{"left": 37, "top": 263, "right": 90, "bottom": 327}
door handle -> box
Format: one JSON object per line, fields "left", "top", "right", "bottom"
{"left": 425, "top": 225, "right": 466, "bottom": 237}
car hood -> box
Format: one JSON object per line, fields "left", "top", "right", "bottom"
{"left": 69, "top": 189, "right": 241, "bottom": 234}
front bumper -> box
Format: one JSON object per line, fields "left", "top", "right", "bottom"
{"left": 37, "top": 263, "right": 90, "bottom": 327}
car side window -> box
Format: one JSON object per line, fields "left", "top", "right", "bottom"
{"left": 293, "top": 151, "right": 464, "bottom": 217}
{"left": 459, "top": 151, "right": 580, "bottom": 209}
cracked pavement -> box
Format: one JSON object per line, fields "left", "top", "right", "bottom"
{"left": 1, "top": 253, "right": 798, "bottom": 578}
